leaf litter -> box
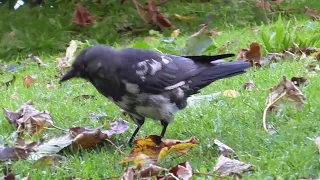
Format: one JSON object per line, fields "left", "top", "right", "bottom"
{"left": 3, "top": 100, "right": 63, "bottom": 136}
{"left": 263, "top": 76, "right": 306, "bottom": 133}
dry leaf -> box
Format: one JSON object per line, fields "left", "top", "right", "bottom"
{"left": 243, "top": 80, "right": 255, "bottom": 91}
{"left": 148, "top": 0, "right": 172, "bottom": 29}
{"left": 72, "top": 3, "right": 94, "bottom": 27}
{"left": 169, "top": 162, "right": 193, "bottom": 180}
{"left": 171, "top": 29, "right": 180, "bottom": 38}
{"left": 0, "top": 145, "right": 29, "bottom": 162}
{"left": 209, "top": 28, "right": 221, "bottom": 37}
{"left": 56, "top": 40, "right": 78, "bottom": 74}
{"left": 315, "top": 137, "right": 320, "bottom": 153}
{"left": 215, "top": 155, "right": 253, "bottom": 177}
{"left": 305, "top": 8, "right": 320, "bottom": 20}
{"left": 255, "top": 0, "right": 272, "bottom": 12}
{"left": 101, "top": 118, "right": 130, "bottom": 138}
{"left": 262, "top": 76, "right": 306, "bottom": 132}
{"left": 223, "top": 90, "right": 240, "bottom": 98}
{"left": 291, "top": 77, "right": 308, "bottom": 87}
{"left": 23, "top": 75, "right": 36, "bottom": 88}
{"left": 121, "top": 136, "right": 199, "bottom": 167}
{"left": 3, "top": 101, "right": 56, "bottom": 136}
{"left": 27, "top": 54, "right": 46, "bottom": 67}
{"left": 214, "top": 139, "right": 236, "bottom": 157}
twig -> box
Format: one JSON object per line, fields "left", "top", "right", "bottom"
{"left": 262, "top": 91, "right": 287, "bottom": 132}
{"left": 193, "top": 172, "right": 226, "bottom": 178}
{"left": 105, "top": 139, "right": 126, "bottom": 156}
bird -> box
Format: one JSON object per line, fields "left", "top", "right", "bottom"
{"left": 59, "top": 45, "right": 251, "bottom": 145}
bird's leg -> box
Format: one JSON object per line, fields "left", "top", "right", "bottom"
{"left": 128, "top": 116, "right": 145, "bottom": 147}
{"left": 160, "top": 121, "right": 169, "bottom": 138}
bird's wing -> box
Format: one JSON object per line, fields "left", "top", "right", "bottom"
{"left": 117, "top": 49, "right": 207, "bottom": 94}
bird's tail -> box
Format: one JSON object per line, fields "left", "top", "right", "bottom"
{"left": 188, "top": 61, "right": 251, "bottom": 94}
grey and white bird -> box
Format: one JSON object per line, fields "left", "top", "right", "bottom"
{"left": 59, "top": 45, "right": 251, "bottom": 145}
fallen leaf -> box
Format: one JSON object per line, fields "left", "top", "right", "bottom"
{"left": 169, "top": 162, "right": 193, "bottom": 180}
{"left": 305, "top": 8, "right": 320, "bottom": 20}
{"left": 3, "top": 101, "right": 56, "bottom": 136}
{"left": 214, "top": 139, "right": 237, "bottom": 157}
{"left": 263, "top": 76, "right": 306, "bottom": 132}
{"left": 8, "top": 31, "right": 15, "bottom": 38}
{"left": 72, "top": 3, "right": 94, "bottom": 27}
{"left": 255, "top": 0, "right": 272, "bottom": 12}
{"left": 56, "top": 40, "right": 78, "bottom": 74}
{"left": 209, "top": 28, "right": 221, "bottom": 37}
{"left": 291, "top": 77, "right": 308, "bottom": 87}
{"left": 171, "top": 29, "right": 180, "bottom": 38}
{"left": 0, "top": 145, "right": 29, "bottom": 162}
{"left": 174, "top": 14, "right": 196, "bottom": 23}
{"left": 121, "top": 136, "right": 199, "bottom": 166}
{"left": 215, "top": 155, "right": 253, "bottom": 177}
{"left": 243, "top": 80, "right": 255, "bottom": 91}
{"left": 223, "top": 90, "right": 240, "bottom": 98}
{"left": 101, "top": 118, "right": 130, "bottom": 138}
{"left": 147, "top": 0, "right": 172, "bottom": 29}
{"left": 23, "top": 75, "right": 36, "bottom": 88}
{"left": 27, "top": 54, "right": 47, "bottom": 67}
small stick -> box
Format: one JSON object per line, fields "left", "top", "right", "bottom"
{"left": 262, "top": 91, "right": 287, "bottom": 132}
{"left": 105, "top": 139, "right": 126, "bottom": 156}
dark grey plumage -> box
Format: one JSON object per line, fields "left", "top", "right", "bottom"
{"left": 59, "top": 45, "right": 251, "bottom": 145}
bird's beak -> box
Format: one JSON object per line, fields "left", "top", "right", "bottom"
{"left": 59, "top": 67, "right": 77, "bottom": 83}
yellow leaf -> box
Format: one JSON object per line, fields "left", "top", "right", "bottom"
{"left": 223, "top": 90, "right": 240, "bottom": 98}
{"left": 168, "top": 143, "right": 198, "bottom": 154}
{"left": 171, "top": 29, "right": 180, "bottom": 38}
{"left": 157, "top": 147, "right": 169, "bottom": 162}
{"left": 133, "top": 154, "right": 155, "bottom": 169}
{"left": 174, "top": 14, "right": 196, "bottom": 22}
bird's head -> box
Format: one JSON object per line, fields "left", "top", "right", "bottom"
{"left": 59, "top": 45, "right": 114, "bottom": 83}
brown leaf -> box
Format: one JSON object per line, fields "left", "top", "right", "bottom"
{"left": 69, "top": 119, "right": 129, "bottom": 149}
{"left": 8, "top": 31, "right": 15, "bottom": 38}
{"left": 169, "top": 162, "right": 193, "bottom": 180}
{"left": 0, "top": 145, "right": 29, "bottom": 162}
{"left": 316, "top": 53, "right": 320, "bottom": 61}
{"left": 101, "top": 118, "right": 130, "bottom": 138}
{"left": 214, "top": 139, "right": 237, "bottom": 157}
{"left": 305, "top": 8, "right": 320, "bottom": 20}
{"left": 72, "top": 3, "right": 94, "bottom": 27}
{"left": 3, "top": 101, "right": 55, "bottom": 136}
{"left": 23, "top": 75, "right": 36, "bottom": 88}
{"left": 72, "top": 94, "right": 96, "bottom": 101}
{"left": 243, "top": 80, "right": 255, "bottom": 91}
{"left": 263, "top": 76, "right": 306, "bottom": 132}
{"left": 148, "top": 0, "right": 172, "bottom": 29}
{"left": 214, "top": 155, "right": 253, "bottom": 177}
{"left": 132, "top": 0, "right": 149, "bottom": 23}
{"left": 255, "top": 0, "right": 272, "bottom": 12}
{"left": 291, "top": 77, "right": 308, "bottom": 87}
{"left": 209, "top": 28, "right": 221, "bottom": 37}
{"left": 247, "top": 42, "right": 262, "bottom": 61}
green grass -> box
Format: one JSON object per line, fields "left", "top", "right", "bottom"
{"left": 1, "top": 19, "right": 320, "bottom": 179}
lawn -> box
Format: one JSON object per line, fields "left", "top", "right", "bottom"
{"left": 1, "top": 2, "right": 320, "bottom": 180}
